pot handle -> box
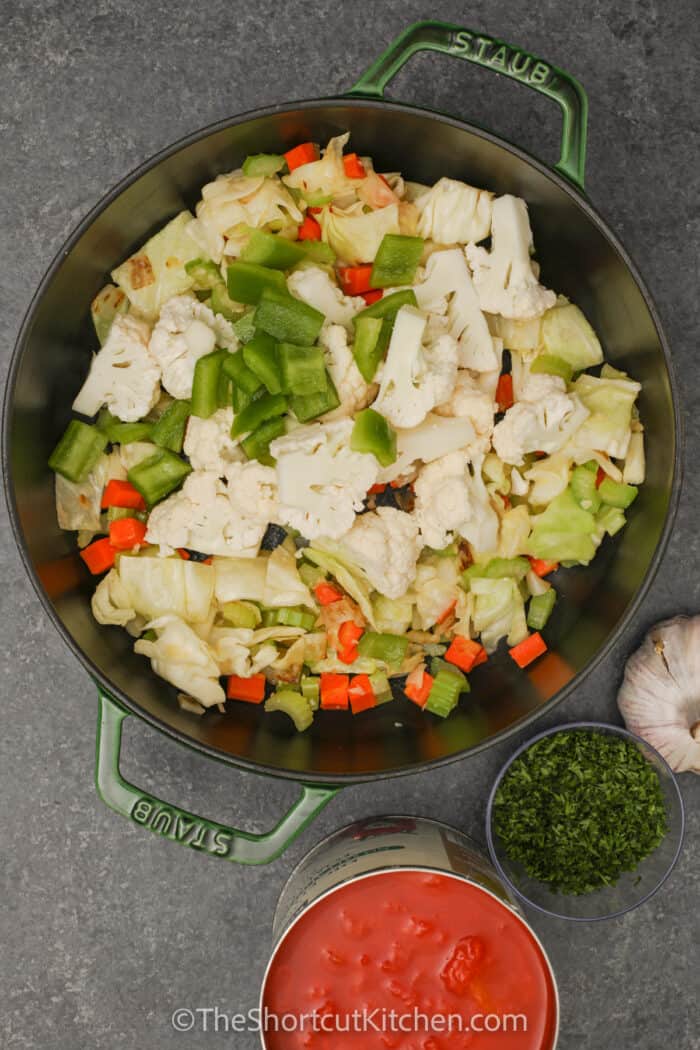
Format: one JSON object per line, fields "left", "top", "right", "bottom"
{"left": 347, "top": 20, "right": 588, "bottom": 191}
{"left": 95, "top": 690, "right": 339, "bottom": 865}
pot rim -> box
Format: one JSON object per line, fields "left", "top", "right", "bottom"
{"left": 2, "top": 95, "right": 683, "bottom": 784}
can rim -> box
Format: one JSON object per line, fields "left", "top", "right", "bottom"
{"left": 259, "top": 864, "right": 560, "bottom": 1050}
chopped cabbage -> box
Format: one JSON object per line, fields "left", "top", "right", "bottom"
{"left": 304, "top": 543, "right": 376, "bottom": 626}
{"left": 570, "top": 373, "right": 641, "bottom": 459}
{"left": 470, "top": 577, "right": 528, "bottom": 652}
{"left": 542, "top": 301, "right": 603, "bottom": 370}
{"left": 213, "top": 555, "right": 267, "bottom": 603}
{"left": 320, "top": 202, "right": 400, "bottom": 264}
{"left": 524, "top": 451, "right": 572, "bottom": 506}
{"left": 373, "top": 594, "right": 414, "bottom": 634}
{"left": 119, "top": 555, "right": 215, "bottom": 623}
{"left": 112, "top": 211, "right": 202, "bottom": 321}
{"left": 134, "top": 616, "right": 224, "bottom": 706}
{"left": 263, "top": 547, "right": 314, "bottom": 609}
{"left": 527, "top": 487, "right": 600, "bottom": 565}
{"left": 91, "top": 569, "right": 137, "bottom": 628}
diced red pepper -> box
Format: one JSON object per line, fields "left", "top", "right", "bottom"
{"left": 337, "top": 264, "right": 374, "bottom": 296}
{"left": 472, "top": 647, "right": 488, "bottom": 668}
{"left": 509, "top": 632, "right": 548, "bottom": 669}
{"left": 595, "top": 466, "right": 607, "bottom": 488}
{"left": 361, "top": 289, "right": 383, "bottom": 305}
{"left": 405, "top": 667, "right": 434, "bottom": 708}
{"left": 314, "top": 581, "right": 344, "bottom": 605}
{"left": 177, "top": 548, "right": 191, "bottom": 560}
{"left": 298, "top": 214, "right": 322, "bottom": 241}
{"left": 101, "top": 479, "right": 146, "bottom": 511}
{"left": 436, "top": 600, "right": 457, "bottom": 625}
{"left": 496, "top": 373, "right": 514, "bottom": 412}
{"left": 284, "top": 142, "right": 318, "bottom": 171}
{"left": 348, "top": 674, "right": 376, "bottom": 714}
{"left": 501, "top": 494, "right": 512, "bottom": 510}
{"left": 80, "top": 537, "right": 116, "bottom": 575}
{"left": 308, "top": 206, "right": 323, "bottom": 215}
{"left": 368, "top": 483, "right": 387, "bottom": 494}
{"left": 108, "top": 517, "right": 148, "bottom": 550}
{"left": 337, "top": 620, "right": 364, "bottom": 664}
{"left": 226, "top": 674, "right": 266, "bottom": 703}
{"left": 445, "top": 636, "right": 487, "bottom": 673}
{"left": 201, "top": 557, "right": 213, "bottom": 565}
{"left": 320, "top": 672, "right": 349, "bottom": 710}
{"left": 377, "top": 174, "right": 392, "bottom": 189}
{"left": 528, "top": 557, "right": 559, "bottom": 577}
{"left": 343, "top": 152, "right": 366, "bottom": 178}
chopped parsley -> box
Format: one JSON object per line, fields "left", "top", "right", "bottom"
{"left": 493, "top": 729, "right": 668, "bottom": 895}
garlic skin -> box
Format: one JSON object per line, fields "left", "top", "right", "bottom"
{"left": 618, "top": 616, "right": 700, "bottom": 774}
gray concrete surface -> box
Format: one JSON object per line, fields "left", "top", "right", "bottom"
{"left": 2, "top": 1, "right": 699, "bottom": 1047}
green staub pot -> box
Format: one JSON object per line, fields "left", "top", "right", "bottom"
{"left": 3, "top": 22, "right": 680, "bottom": 864}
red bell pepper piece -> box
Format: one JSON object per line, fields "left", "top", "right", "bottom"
{"left": 361, "top": 289, "right": 383, "bottom": 305}
{"left": 496, "top": 373, "right": 514, "bottom": 412}
{"left": 298, "top": 214, "right": 322, "bottom": 241}
{"left": 226, "top": 674, "right": 266, "bottom": 703}
{"left": 313, "top": 581, "right": 344, "bottom": 605}
{"left": 108, "top": 517, "right": 148, "bottom": 550}
{"left": 80, "top": 537, "right": 116, "bottom": 575}
{"left": 284, "top": 142, "right": 318, "bottom": 171}
{"left": 445, "top": 636, "right": 487, "bottom": 673}
{"left": 320, "top": 673, "right": 349, "bottom": 709}
{"left": 348, "top": 674, "right": 376, "bottom": 714}
{"left": 436, "top": 599, "right": 457, "bottom": 625}
{"left": 343, "top": 153, "right": 366, "bottom": 178}
{"left": 177, "top": 548, "right": 191, "bottom": 560}
{"left": 337, "top": 264, "right": 374, "bottom": 296}
{"left": 337, "top": 620, "right": 364, "bottom": 664}
{"left": 595, "top": 466, "right": 607, "bottom": 488}
{"left": 509, "top": 632, "right": 548, "bottom": 669}
{"left": 405, "top": 667, "right": 434, "bottom": 708}
{"left": 101, "top": 479, "right": 146, "bottom": 511}
{"left": 528, "top": 557, "right": 559, "bottom": 577}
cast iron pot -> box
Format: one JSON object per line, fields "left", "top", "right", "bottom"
{"left": 3, "top": 21, "right": 680, "bottom": 864}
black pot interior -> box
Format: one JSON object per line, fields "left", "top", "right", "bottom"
{"left": 5, "top": 101, "right": 678, "bottom": 781}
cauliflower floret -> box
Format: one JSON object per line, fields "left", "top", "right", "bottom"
{"left": 414, "top": 249, "right": 501, "bottom": 373}
{"left": 183, "top": 407, "right": 244, "bottom": 475}
{"left": 134, "top": 615, "right": 224, "bottom": 707}
{"left": 376, "top": 414, "right": 480, "bottom": 485}
{"left": 511, "top": 353, "right": 566, "bottom": 402}
{"left": 466, "top": 195, "right": 556, "bottom": 319}
{"left": 413, "top": 451, "right": 499, "bottom": 553}
{"left": 188, "top": 169, "right": 303, "bottom": 262}
{"left": 270, "top": 420, "right": 378, "bottom": 540}
{"left": 149, "top": 295, "right": 237, "bottom": 399}
{"left": 287, "top": 267, "right": 362, "bottom": 328}
{"left": 434, "top": 369, "right": 496, "bottom": 437}
{"left": 145, "top": 470, "right": 267, "bottom": 557}
{"left": 373, "top": 306, "right": 458, "bottom": 429}
{"left": 319, "top": 324, "right": 374, "bottom": 419}
{"left": 72, "top": 315, "right": 160, "bottom": 422}
{"left": 414, "top": 177, "right": 493, "bottom": 244}
{"left": 492, "top": 382, "right": 589, "bottom": 466}
{"left": 225, "top": 460, "right": 278, "bottom": 525}
{"left": 335, "top": 507, "right": 422, "bottom": 599}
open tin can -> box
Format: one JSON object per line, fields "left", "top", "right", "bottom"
{"left": 260, "top": 816, "right": 559, "bottom": 1049}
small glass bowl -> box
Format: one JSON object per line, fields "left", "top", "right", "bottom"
{"left": 485, "top": 721, "right": 685, "bottom": 922}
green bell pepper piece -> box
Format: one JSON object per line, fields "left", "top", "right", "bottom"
{"left": 48, "top": 420, "right": 108, "bottom": 483}
{"left": 351, "top": 408, "right": 396, "bottom": 467}
{"left": 242, "top": 153, "right": 286, "bottom": 177}
{"left": 352, "top": 315, "right": 390, "bottom": 382}
{"left": 296, "top": 240, "right": 336, "bottom": 265}
{"left": 231, "top": 392, "right": 288, "bottom": 438}
{"left": 241, "top": 229, "right": 305, "bottom": 270}
{"left": 211, "top": 282, "right": 244, "bottom": 322}
{"left": 184, "top": 257, "right": 222, "bottom": 291}
{"left": 370, "top": 234, "right": 424, "bottom": 288}
{"left": 243, "top": 331, "right": 283, "bottom": 394}
{"left": 226, "top": 261, "right": 287, "bottom": 305}
{"left": 222, "top": 350, "right": 264, "bottom": 395}
{"left": 231, "top": 307, "right": 258, "bottom": 342}
{"left": 353, "top": 288, "right": 418, "bottom": 326}
{"left": 102, "top": 421, "right": 153, "bottom": 445}
{"left": 191, "top": 349, "right": 228, "bottom": 419}
{"left": 127, "top": 449, "right": 192, "bottom": 505}
{"left": 290, "top": 371, "right": 339, "bottom": 423}
{"left": 151, "top": 399, "right": 191, "bottom": 453}
{"left": 240, "top": 416, "right": 287, "bottom": 465}
{"left": 278, "top": 343, "right": 327, "bottom": 395}
{"left": 255, "top": 288, "right": 325, "bottom": 345}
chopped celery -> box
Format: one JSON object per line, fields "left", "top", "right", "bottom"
{"left": 191, "top": 349, "right": 228, "bottom": 419}
{"left": 370, "top": 234, "right": 424, "bottom": 288}
{"left": 232, "top": 308, "right": 258, "bottom": 342}
{"left": 353, "top": 288, "right": 418, "bottom": 326}
{"left": 357, "top": 632, "right": 408, "bottom": 666}
{"left": 151, "top": 399, "right": 191, "bottom": 453}
{"left": 261, "top": 606, "right": 317, "bottom": 630}
{"left": 530, "top": 353, "right": 574, "bottom": 383}
{"left": 241, "top": 229, "right": 305, "bottom": 269}
{"left": 300, "top": 675, "right": 321, "bottom": 710}
{"left": 527, "top": 588, "right": 557, "bottom": 630}
{"left": 290, "top": 371, "right": 339, "bottom": 422}
{"left": 48, "top": 420, "right": 108, "bottom": 483}
{"left": 599, "top": 477, "right": 638, "bottom": 509}
{"left": 368, "top": 671, "right": 393, "bottom": 705}
{"left": 597, "top": 505, "right": 627, "bottom": 536}
{"left": 429, "top": 657, "right": 467, "bottom": 684}
{"left": 570, "top": 464, "right": 602, "bottom": 512}
{"left": 221, "top": 600, "right": 262, "bottom": 628}
{"left": 240, "top": 416, "right": 286, "bottom": 464}
{"left": 424, "top": 669, "right": 464, "bottom": 717}
{"left": 211, "top": 282, "right": 243, "bottom": 322}
{"left": 278, "top": 343, "right": 327, "bottom": 395}
{"left": 302, "top": 189, "right": 332, "bottom": 207}
{"left": 264, "top": 690, "right": 314, "bottom": 731}
{"left": 184, "top": 257, "right": 223, "bottom": 291}
{"left": 242, "top": 153, "right": 286, "bottom": 177}
{"left": 352, "top": 315, "right": 389, "bottom": 382}
{"left": 351, "top": 408, "right": 396, "bottom": 467}
{"left": 227, "top": 261, "right": 287, "bottom": 305}
{"left": 255, "top": 288, "right": 324, "bottom": 345}
{"left": 107, "top": 505, "right": 141, "bottom": 523}
{"left": 462, "top": 556, "right": 530, "bottom": 587}
{"left": 243, "top": 331, "right": 283, "bottom": 394}
{"left": 230, "top": 392, "right": 287, "bottom": 438}
{"left": 127, "top": 449, "right": 191, "bottom": 505}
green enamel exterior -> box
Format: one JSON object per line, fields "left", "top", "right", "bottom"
{"left": 348, "top": 19, "right": 588, "bottom": 191}
{"left": 95, "top": 690, "right": 339, "bottom": 865}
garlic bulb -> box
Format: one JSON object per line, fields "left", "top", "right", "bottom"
{"left": 618, "top": 616, "right": 700, "bottom": 774}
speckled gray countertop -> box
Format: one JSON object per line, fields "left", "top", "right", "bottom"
{"left": 2, "top": 2, "right": 699, "bottom": 1048}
